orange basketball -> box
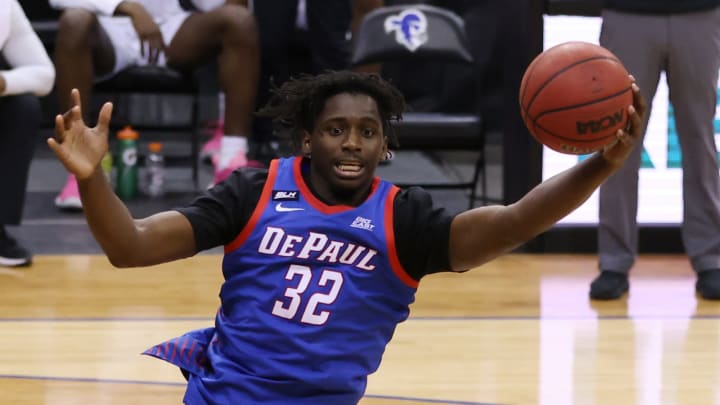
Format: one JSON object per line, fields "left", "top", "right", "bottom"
{"left": 519, "top": 41, "right": 633, "bottom": 155}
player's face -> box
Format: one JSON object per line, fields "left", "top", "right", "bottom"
{"left": 303, "top": 93, "right": 388, "bottom": 206}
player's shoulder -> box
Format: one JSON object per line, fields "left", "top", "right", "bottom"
{"left": 393, "top": 186, "right": 434, "bottom": 205}
{"left": 392, "top": 186, "right": 456, "bottom": 225}
{"left": 226, "top": 166, "right": 269, "bottom": 187}
{"left": 203, "top": 166, "right": 269, "bottom": 203}
{"left": 391, "top": 186, "right": 446, "bottom": 221}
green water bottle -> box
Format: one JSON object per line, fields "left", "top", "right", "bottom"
{"left": 115, "top": 126, "right": 139, "bottom": 200}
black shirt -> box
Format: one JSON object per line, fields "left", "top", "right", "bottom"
{"left": 176, "top": 166, "right": 456, "bottom": 281}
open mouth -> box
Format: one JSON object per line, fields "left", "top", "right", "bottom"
{"left": 334, "top": 160, "right": 364, "bottom": 178}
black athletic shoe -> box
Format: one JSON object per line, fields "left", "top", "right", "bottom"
{"left": 696, "top": 269, "right": 720, "bottom": 300}
{"left": 589, "top": 271, "right": 629, "bottom": 300}
{"left": 0, "top": 233, "right": 32, "bottom": 267}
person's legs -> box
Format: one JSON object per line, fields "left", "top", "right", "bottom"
{"left": 250, "top": 0, "right": 298, "bottom": 154}
{"left": 666, "top": 7, "right": 720, "bottom": 298}
{"left": 590, "top": 10, "right": 664, "bottom": 299}
{"left": 54, "top": 9, "right": 116, "bottom": 116}
{"left": 166, "top": 4, "right": 262, "bottom": 184}
{"left": 53, "top": 8, "right": 116, "bottom": 210}
{"left": 0, "top": 94, "right": 41, "bottom": 267}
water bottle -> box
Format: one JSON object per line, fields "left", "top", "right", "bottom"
{"left": 115, "top": 126, "right": 139, "bottom": 200}
{"left": 144, "top": 142, "right": 165, "bottom": 198}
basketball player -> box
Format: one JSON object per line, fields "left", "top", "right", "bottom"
{"left": 49, "top": 0, "right": 260, "bottom": 210}
{"left": 48, "top": 71, "right": 645, "bottom": 403}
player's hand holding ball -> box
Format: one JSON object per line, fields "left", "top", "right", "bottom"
{"left": 600, "top": 79, "right": 646, "bottom": 168}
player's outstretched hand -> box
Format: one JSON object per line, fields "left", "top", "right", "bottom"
{"left": 601, "top": 76, "right": 647, "bottom": 167}
{"left": 47, "top": 88, "right": 113, "bottom": 180}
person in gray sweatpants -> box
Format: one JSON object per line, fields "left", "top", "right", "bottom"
{"left": 590, "top": 0, "right": 720, "bottom": 300}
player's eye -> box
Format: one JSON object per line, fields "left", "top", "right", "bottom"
{"left": 323, "top": 126, "right": 344, "bottom": 136}
{"left": 361, "top": 128, "right": 376, "bottom": 138}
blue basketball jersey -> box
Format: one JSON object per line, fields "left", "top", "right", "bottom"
{"left": 145, "top": 157, "right": 418, "bottom": 404}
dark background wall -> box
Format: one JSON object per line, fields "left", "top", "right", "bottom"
{"left": 23, "top": 0, "right": 675, "bottom": 254}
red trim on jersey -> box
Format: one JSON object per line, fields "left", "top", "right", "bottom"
{"left": 293, "top": 156, "right": 381, "bottom": 214}
{"left": 224, "top": 159, "right": 279, "bottom": 254}
{"left": 384, "top": 186, "right": 419, "bottom": 289}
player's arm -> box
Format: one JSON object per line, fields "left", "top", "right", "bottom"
{"left": 448, "top": 82, "right": 646, "bottom": 271}
{"left": 48, "top": 89, "right": 196, "bottom": 268}
{"left": 78, "top": 169, "right": 196, "bottom": 267}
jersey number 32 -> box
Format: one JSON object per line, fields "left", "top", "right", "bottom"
{"left": 271, "top": 264, "right": 344, "bottom": 326}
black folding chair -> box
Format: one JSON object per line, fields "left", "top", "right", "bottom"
{"left": 352, "top": 4, "right": 498, "bottom": 208}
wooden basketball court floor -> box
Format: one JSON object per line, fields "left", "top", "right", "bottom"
{"left": 2, "top": 253, "right": 720, "bottom": 404}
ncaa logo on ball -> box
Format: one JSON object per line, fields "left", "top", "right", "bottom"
{"left": 576, "top": 109, "right": 625, "bottom": 135}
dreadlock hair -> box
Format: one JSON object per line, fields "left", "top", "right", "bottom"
{"left": 256, "top": 70, "right": 406, "bottom": 158}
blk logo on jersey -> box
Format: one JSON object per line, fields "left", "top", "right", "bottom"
{"left": 272, "top": 190, "right": 299, "bottom": 201}
{"left": 384, "top": 8, "right": 428, "bottom": 52}
{"left": 350, "top": 216, "right": 375, "bottom": 232}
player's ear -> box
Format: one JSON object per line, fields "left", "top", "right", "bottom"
{"left": 302, "top": 131, "right": 312, "bottom": 157}
{"left": 380, "top": 136, "right": 389, "bottom": 161}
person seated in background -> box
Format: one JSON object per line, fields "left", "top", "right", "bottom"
{"left": 49, "top": 0, "right": 261, "bottom": 210}
{"left": 0, "top": 0, "right": 55, "bottom": 267}
{"left": 200, "top": 0, "right": 384, "bottom": 163}
{"left": 254, "top": 0, "right": 382, "bottom": 84}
